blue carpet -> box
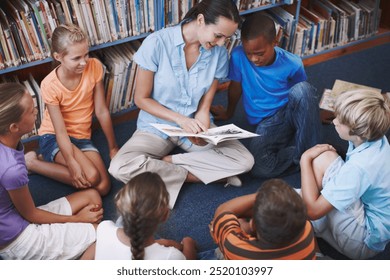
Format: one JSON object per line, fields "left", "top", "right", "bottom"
{"left": 28, "top": 42, "right": 390, "bottom": 259}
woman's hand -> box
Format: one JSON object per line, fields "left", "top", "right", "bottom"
{"left": 176, "top": 116, "right": 207, "bottom": 134}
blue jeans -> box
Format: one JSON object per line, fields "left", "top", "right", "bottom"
{"left": 39, "top": 134, "right": 98, "bottom": 162}
{"left": 250, "top": 82, "right": 322, "bottom": 178}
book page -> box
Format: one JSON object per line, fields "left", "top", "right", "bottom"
{"left": 332, "top": 79, "right": 381, "bottom": 95}
{"left": 151, "top": 123, "right": 259, "bottom": 145}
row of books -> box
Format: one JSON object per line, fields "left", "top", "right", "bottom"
{"left": 225, "top": 0, "right": 381, "bottom": 58}
{"left": 163, "top": 0, "right": 291, "bottom": 27}
{"left": 0, "top": 73, "right": 44, "bottom": 139}
{"left": 0, "top": 0, "right": 156, "bottom": 70}
{"left": 236, "top": 0, "right": 293, "bottom": 12}
{"left": 1, "top": 40, "right": 141, "bottom": 138}
{"left": 163, "top": 0, "right": 197, "bottom": 27}
{"left": 92, "top": 40, "right": 141, "bottom": 114}
{"left": 274, "top": 0, "right": 381, "bottom": 56}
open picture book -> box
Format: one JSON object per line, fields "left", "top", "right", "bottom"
{"left": 319, "top": 79, "right": 382, "bottom": 112}
{"left": 151, "top": 123, "right": 259, "bottom": 145}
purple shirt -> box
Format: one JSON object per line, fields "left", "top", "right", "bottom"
{"left": 0, "top": 142, "right": 29, "bottom": 246}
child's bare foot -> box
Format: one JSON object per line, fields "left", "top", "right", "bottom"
{"left": 24, "top": 151, "right": 39, "bottom": 174}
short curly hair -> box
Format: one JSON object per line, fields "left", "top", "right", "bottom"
{"left": 253, "top": 179, "right": 307, "bottom": 247}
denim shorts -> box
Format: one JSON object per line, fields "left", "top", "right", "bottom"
{"left": 39, "top": 134, "right": 99, "bottom": 162}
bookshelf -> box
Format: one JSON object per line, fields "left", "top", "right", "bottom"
{"left": 0, "top": 0, "right": 389, "bottom": 152}
{"left": 299, "top": 0, "right": 390, "bottom": 66}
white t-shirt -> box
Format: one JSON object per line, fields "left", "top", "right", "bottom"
{"left": 95, "top": 220, "right": 186, "bottom": 260}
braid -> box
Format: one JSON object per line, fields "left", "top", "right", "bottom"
{"left": 126, "top": 206, "right": 147, "bottom": 260}
{"left": 115, "top": 172, "right": 170, "bottom": 260}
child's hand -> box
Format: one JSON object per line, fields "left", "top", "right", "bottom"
{"left": 68, "top": 159, "right": 92, "bottom": 189}
{"left": 76, "top": 204, "right": 103, "bottom": 223}
{"left": 109, "top": 146, "right": 119, "bottom": 159}
{"left": 188, "top": 137, "right": 209, "bottom": 146}
{"left": 210, "top": 105, "right": 229, "bottom": 120}
{"left": 156, "top": 239, "right": 182, "bottom": 250}
{"left": 181, "top": 237, "right": 197, "bottom": 250}
{"left": 301, "top": 144, "right": 336, "bottom": 162}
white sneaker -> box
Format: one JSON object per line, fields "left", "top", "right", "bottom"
{"left": 224, "top": 176, "right": 242, "bottom": 188}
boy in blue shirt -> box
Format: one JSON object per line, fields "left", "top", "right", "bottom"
{"left": 212, "top": 13, "right": 321, "bottom": 177}
{"left": 300, "top": 89, "right": 390, "bottom": 259}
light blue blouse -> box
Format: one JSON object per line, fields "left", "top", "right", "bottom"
{"left": 134, "top": 23, "right": 229, "bottom": 139}
{"left": 322, "top": 136, "right": 390, "bottom": 251}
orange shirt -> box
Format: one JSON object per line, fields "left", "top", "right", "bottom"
{"left": 38, "top": 58, "right": 103, "bottom": 139}
{"left": 210, "top": 212, "right": 317, "bottom": 260}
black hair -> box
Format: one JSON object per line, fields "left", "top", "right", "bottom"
{"left": 183, "top": 0, "right": 241, "bottom": 26}
{"left": 241, "top": 13, "right": 276, "bottom": 43}
{"left": 253, "top": 179, "right": 307, "bottom": 247}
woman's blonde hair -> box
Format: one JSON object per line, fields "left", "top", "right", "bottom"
{"left": 115, "top": 172, "right": 169, "bottom": 260}
{"left": 334, "top": 89, "right": 390, "bottom": 141}
{"left": 51, "top": 24, "right": 88, "bottom": 57}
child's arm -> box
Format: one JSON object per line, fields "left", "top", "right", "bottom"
{"left": 300, "top": 144, "right": 335, "bottom": 220}
{"left": 213, "top": 193, "right": 256, "bottom": 220}
{"left": 8, "top": 186, "right": 103, "bottom": 224}
{"left": 47, "top": 104, "right": 91, "bottom": 188}
{"left": 180, "top": 237, "right": 197, "bottom": 260}
{"left": 93, "top": 80, "right": 118, "bottom": 159}
{"left": 156, "top": 237, "right": 197, "bottom": 260}
{"left": 210, "top": 80, "right": 242, "bottom": 121}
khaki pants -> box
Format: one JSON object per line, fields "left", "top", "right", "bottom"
{"left": 109, "top": 130, "right": 254, "bottom": 208}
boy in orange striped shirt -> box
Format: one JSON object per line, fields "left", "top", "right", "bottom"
{"left": 210, "top": 179, "right": 317, "bottom": 259}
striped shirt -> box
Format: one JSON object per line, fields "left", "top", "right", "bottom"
{"left": 210, "top": 212, "right": 317, "bottom": 260}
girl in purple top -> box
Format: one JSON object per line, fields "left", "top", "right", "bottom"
{"left": 0, "top": 83, "right": 103, "bottom": 259}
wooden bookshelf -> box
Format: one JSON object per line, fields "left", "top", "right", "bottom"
{"left": 302, "top": 30, "right": 390, "bottom": 66}
{"left": 1, "top": 0, "right": 389, "bottom": 152}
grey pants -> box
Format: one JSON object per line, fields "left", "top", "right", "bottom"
{"left": 109, "top": 130, "right": 254, "bottom": 207}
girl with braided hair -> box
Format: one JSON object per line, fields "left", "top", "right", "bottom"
{"left": 94, "top": 172, "right": 197, "bottom": 259}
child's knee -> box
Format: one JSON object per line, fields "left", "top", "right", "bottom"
{"left": 84, "top": 188, "right": 102, "bottom": 205}
{"left": 290, "top": 82, "right": 317, "bottom": 101}
{"left": 86, "top": 168, "right": 111, "bottom": 196}
{"left": 85, "top": 168, "right": 101, "bottom": 187}
{"left": 95, "top": 180, "right": 111, "bottom": 196}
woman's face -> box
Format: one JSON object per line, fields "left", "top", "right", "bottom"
{"left": 197, "top": 15, "right": 238, "bottom": 50}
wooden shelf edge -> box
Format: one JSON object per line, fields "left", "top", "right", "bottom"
{"left": 303, "top": 33, "right": 390, "bottom": 67}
